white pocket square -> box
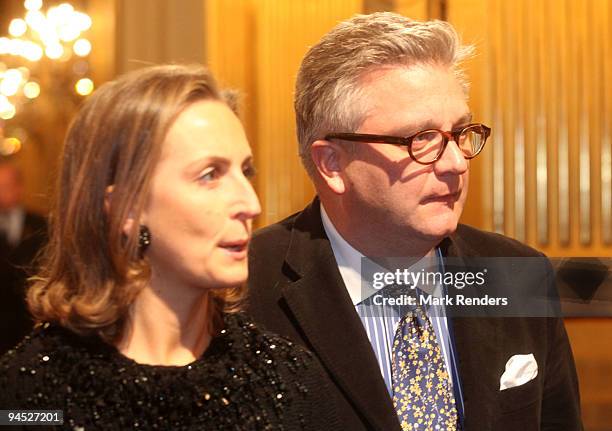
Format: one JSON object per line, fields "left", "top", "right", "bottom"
{"left": 499, "top": 353, "right": 538, "bottom": 390}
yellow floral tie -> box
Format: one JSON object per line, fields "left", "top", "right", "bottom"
{"left": 391, "top": 306, "right": 458, "bottom": 431}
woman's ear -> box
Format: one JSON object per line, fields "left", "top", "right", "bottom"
{"left": 105, "top": 185, "right": 138, "bottom": 236}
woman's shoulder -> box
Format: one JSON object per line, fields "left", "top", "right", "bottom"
{"left": 1, "top": 323, "right": 66, "bottom": 369}
{"left": 0, "top": 324, "right": 103, "bottom": 409}
{"left": 219, "top": 313, "right": 327, "bottom": 396}
{"left": 0, "top": 325, "right": 61, "bottom": 405}
{"left": 220, "top": 313, "right": 341, "bottom": 430}
{"left": 223, "top": 312, "right": 315, "bottom": 364}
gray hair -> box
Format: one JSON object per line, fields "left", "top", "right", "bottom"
{"left": 295, "top": 12, "right": 474, "bottom": 177}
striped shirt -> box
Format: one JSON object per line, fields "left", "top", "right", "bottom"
{"left": 320, "top": 206, "right": 465, "bottom": 422}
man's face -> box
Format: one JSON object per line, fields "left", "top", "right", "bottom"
{"left": 341, "top": 64, "right": 471, "bottom": 253}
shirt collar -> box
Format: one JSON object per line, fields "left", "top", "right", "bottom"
{"left": 320, "top": 204, "right": 367, "bottom": 305}
{"left": 320, "top": 204, "right": 442, "bottom": 305}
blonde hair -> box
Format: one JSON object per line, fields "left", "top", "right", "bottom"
{"left": 295, "top": 12, "right": 474, "bottom": 177}
{"left": 28, "top": 65, "right": 244, "bottom": 342}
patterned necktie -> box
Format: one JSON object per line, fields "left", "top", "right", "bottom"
{"left": 391, "top": 306, "right": 458, "bottom": 430}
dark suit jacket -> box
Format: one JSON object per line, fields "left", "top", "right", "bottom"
{"left": 247, "top": 198, "right": 582, "bottom": 431}
{"left": 0, "top": 211, "right": 47, "bottom": 354}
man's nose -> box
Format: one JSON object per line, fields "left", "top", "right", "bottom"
{"left": 433, "top": 140, "right": 468, "bottom": 175}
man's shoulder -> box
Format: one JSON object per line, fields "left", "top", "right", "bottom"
{"left": 451, "top": 224, "right": 544, "bottom": 258}
{"left": 250, "top": 210, "right": 302, "bottom": 260}
{"left": 253, "top": 210, "right": 301, "bottom": 243}
{"left": 251, "top": 200, "right": 322, "bottom": 254}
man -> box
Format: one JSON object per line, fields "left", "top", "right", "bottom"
{"left": 0, "top": 162, "right": 47, "bottom": 353}
{"left": 248, "top": 12, "right": 582, "bottom": 430}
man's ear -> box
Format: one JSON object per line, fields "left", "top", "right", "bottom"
{"left": 310, "top": 139, "right": 348, "bottom": 195}
{"left": 105, "top": 185, "right": 139, "bottom": 236}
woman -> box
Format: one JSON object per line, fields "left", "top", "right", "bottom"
{"left": 0, "top": 65, "right": 338, "bottom": 430}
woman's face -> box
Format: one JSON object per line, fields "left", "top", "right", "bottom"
{"left": 141, "top": 100, "right": 261, "bottom": 291}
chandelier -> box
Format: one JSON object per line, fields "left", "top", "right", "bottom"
{"left": 0, "top": 0, "right": 93, "bottom": 156}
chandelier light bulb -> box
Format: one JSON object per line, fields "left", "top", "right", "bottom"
{"left": 24, "top": 0, "right": 43, "bottom": 11}
{"left": 0, "top": 137, "right": 22, "bottom": 155}
{"left": 3, "top": 0, "right": 93, "bottom": 121}
{"left": 0, "top": 69, "right": 24, "bottom": 97}
{"left": 25, "top": 10, "right": 46, "bottom": 31}
{"left": 45, "top": 43, "right": 63, "bottom": 59}
{"left": 73, "top": 12, "right": 92, "bottom": 32}
{"left": 73, "top": 38, "right": 91, "bottom": 57}
{"left": 9, "top": 19, "right": 28, "bottom": 37}
{"left": 0, "top": 97, "right": 17, "bottom": 120}
{"left": 59, "top": 24, "right": 81, "bottom": 42}
{"left": 75, "top": 78, "right": 93, "bottom": 96}
{"left": 23, "top": 81, "right": 40, "bottom": 99}
{"left": 21, "top": 41, "right": 43, "bottom": 62}
{"left": 0, "top": 38, "right": 10, "bottom": 55}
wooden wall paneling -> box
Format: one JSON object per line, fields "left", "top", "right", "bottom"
{"left": 588, "top": 0, "right": 603, "bottom": 249}
{"left": 501, "top": 0, "right": 517, "bottom": 238}
{"left": 446, "top": 0, "right": 492, "bottom": 230}
{"left": 254, "top": 0, "right": 363, "bottom": 225}
{"left": 447, "top": 0, "right": 611, "bottom": 256}
{"left": 578, "top": 0, "right": 592, "bottom": 245}
{"left": 513, "top": 0, "right": 526, "bottom": 242}
{"left": 88, "top": 0, "right": 118, "bottom": 86}
{"left": 565, "top": 318, "right": 612, "bottom": 430}
{"left": 522, "top": 0, "right": 535, "bottom": 246}
{"left": 490, "top": 0, "right": 505, "bottom": 234}
{"left": 393, "top": 0, "right": 429, "bottom": 19}
{"left": 545, "top": 0, "right": 561, "bottom": 249}
{"left": 568, "top": 0, "right": 582, "bottom": 249}
{"left": 556, "top": 0, "right": 571, "bottom": 247}
{"left": 115, "top": 0, "right": 166, "bottom": 72}
{"left": 205, "top": 0, "right": 257, "bottom": 165}
{"left": 534, "top": 0, "right": 549, "bottom": 245}
{"left": 478, "top": 0, "right": 494, "bottom": 233}
{"left": 602, "top": 0, "right": 612, "bottom": 245}
{"left": 115, "top": 0, "right": 205, "bottom": 74}
{"left": 206, "top": 0, "right": 262, "bottom": 227}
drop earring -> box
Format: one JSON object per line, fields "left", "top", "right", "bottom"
{"left": 138, "top": 225, "right": 151, "bottom": 254}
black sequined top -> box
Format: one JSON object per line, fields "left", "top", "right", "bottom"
{"left": 0, "top": 313, "right": 339, "bottom": 430}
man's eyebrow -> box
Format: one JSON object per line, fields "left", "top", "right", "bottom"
{"left": 389, "top": 113, "right": 473, "bottom": 136}
{"left": 454, "top": 112, "right": 473, "bottom": 127}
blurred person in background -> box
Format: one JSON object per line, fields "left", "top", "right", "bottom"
{"left": 0, "top": 161, "right": 47, "bottom": 354}
{"left": 0, "top": 65, "right": 338, "bottom": 430}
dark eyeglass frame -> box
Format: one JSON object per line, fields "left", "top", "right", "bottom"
{"left": 325, "top": 123, "right": 491, "bottom": 165}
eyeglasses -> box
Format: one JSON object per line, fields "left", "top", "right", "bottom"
{"left": 325, "top": 123, "right": 491, "bottom": 165}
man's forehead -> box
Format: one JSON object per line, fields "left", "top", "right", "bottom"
{"left": 358, "top": 64, "right": 467, "bottom": 103}
{"left": 391, "top": 112, "right": 473, "bottom": 135}
{"left": 356, "top": 65, "right": 469, "bottom": 122}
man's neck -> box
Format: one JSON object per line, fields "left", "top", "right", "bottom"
{"left": 320, "top": 200, "right": 437, "bottom": 259}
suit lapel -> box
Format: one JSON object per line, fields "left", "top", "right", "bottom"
{"left": 281, "top": 199, "right": 401, "bottom": 431}
{"left": 441, "top": 234, "right": 501, "bottom": 430}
